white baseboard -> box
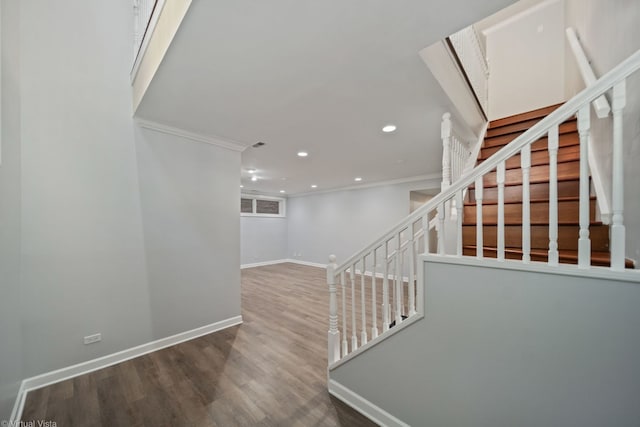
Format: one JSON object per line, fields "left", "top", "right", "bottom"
{"left": 9, "top": 381, "right": 27, "bottom": 424}
{"left": 10, "top": 315, "right": 243, "bottom": 422}
{"left": 241, "top": 259, "right": 289, "bottom": 269}
{"left": 241, "top": 259, "right": 327, "bottom": 269}
{"left": 328, "top": 379, "right": 410, "bottom": 427}
{"left": 286, "top": 259, "right": 327, "bottom": 268}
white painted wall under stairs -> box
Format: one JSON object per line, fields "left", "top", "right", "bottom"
{"left": 329, "top": 256, "right": 640, "bottom": 427}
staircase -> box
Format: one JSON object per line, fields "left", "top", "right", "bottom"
{"left": 461, "top": 104, "right": 633, "bottom": 267}
{"left": 326, "top": 48, "right": 640, "bottom": 374}
{"left": 462, "top": 104, "right": 633, "bottom": 268}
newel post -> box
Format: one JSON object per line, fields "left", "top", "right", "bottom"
{"left": 327, "top": 255, "right": 341, "bottom": 365}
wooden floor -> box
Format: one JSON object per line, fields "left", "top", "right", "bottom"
{"left": 22, "top": 263, "right": 378, "bottom": 427}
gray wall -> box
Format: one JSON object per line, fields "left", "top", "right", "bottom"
{"left": 135, "top": 127, "right": 241, "bottom": 338}
{"left": 0, "top": 0, "right": 23, "bottom": 418}
{"left": 287, "top": 179, "right": 440, "bottom": 265}
{"left": 18, "top": 0, "right": 154, "bottom": 377}
{"left": 565, "top": 0, "right": 640, "bottom": 265}
{"left": 332, "top": 259, "right": 640, "bottom": 426}
{"left": 0, "top": 0, "right": 241, "bottom": 407}
{"left": 241, "top": 216, "right": 288, "bottom": 265}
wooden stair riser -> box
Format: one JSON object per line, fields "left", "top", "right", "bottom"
{"left": 480, "top": 132, "right": 579, "bottom": 159}
{"left": 481, "top": 160, "right": 580, "bottom": 188}
{"left": 467, "top": 180, "right": 580, "bottom": 204}
{"left": 488, "top": 103, "right": 563, "bottom": 129}
{"left": 462, "top": 224, "right": 609, "bottom": 251}
{"left": 479, "top": 144, "right": 580, "bottom": 170}
{"left": 463, "top": 199, "right": 596, "bottom": 225}
{"left": 486, "top": 117, "right": 546, "bottom": 138}
{"left": 483, "top": 120, "right": 577, "bottom": 149}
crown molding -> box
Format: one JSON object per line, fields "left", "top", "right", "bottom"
{"left": 135, "top": 118, "right": 247, "bottom": 152}
{"left": 289, "top": 174, "right": 442, "bottom": 198}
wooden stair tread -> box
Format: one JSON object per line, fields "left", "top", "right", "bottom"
{"left": 483, "top": 120, "right": 577, "bottom": 148}
{"left": 464, "top": 195, "right": 595, "bottom": 207}
{"left": 480, "top": 132, "right": 579, "bottom": 159}
{"left": 479, "top": 146, "right": 581, "bottom": 170}
{"left": 463, "top": 246, "right": 635, "bottom": 268}
{"left": 467, "top": 180, "right": 581, "bottom": 204}
{"left": 463, "top": 199, "right": 596, "bottom": 225}
{"left": 475, "top": 160, "right": 581, "bottom": 188}
{"left": 462, "top": 224, "right": 610, "bottom": 251}
{"left": 488, "top": 103, "right": 564, "bottom": 129}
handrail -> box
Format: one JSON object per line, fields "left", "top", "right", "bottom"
{"left": 133, "top": 0, "right": 159, "bottom": 61}
{"left": 566, "top": 27, "right": 610, "bottom": 119}
{"left": 447, "top": 25, "right": 490, "bottom": 120}
{"left": 335, "top": 47, "right": 640, "bottom": 274}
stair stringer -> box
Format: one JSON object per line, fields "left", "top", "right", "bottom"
{"left": 328, "top": 255, "right": 640, "bottom": 427}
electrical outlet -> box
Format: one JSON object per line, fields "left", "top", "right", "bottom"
{"left": 84, "top": 333, "right": 101, "bottom": 345}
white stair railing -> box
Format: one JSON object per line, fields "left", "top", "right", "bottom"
{"left": 327, "top": 48, "right": 640, "bottom": 366}
{"left": 133, "top": 0, "right": 158, "bottom": 60}
{"left": 449, "top": 25, "right": 489, "bottom": 117}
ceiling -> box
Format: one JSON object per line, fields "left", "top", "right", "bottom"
{"left": 136, "top": 0, "right": 517, "bottom": 195}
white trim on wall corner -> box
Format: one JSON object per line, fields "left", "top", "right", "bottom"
{"left": 135, "top": 118, "right": 247, "bottom": 152}
{"left": 10, "top": 315, "right": 243, "bottom": 422}
{"left": 328, "top": 379, "right": 410, "bottom": 427}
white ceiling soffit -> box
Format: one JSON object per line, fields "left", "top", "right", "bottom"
{"left": 476, "top": 0, "right": 556, "bottom": 35}
{"left": 135, "top": 0, "right": 517, "bottom": 195}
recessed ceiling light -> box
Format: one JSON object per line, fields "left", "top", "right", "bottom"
{"left": 297, "top": 151, "right": 308, "bottom": 157}
{"left": 251, "top": 176, "right": 258, "bottom": 182}
{"left": 354, "top": 177, "right": 362, "bottom": 182}
{"left": 280, "top": 190, "right": 286, "bottom": 193}
{"left": 240, "top": 185, "right": 244, "bottom": 188}
{"left": 247, "top": 169, "right": 257, "bottom": 174}
{"left": 382, "top": 124, "right": 397, "bottom": 133}
{"left": 311, "top": 185, "right": 317, "bottom": 188}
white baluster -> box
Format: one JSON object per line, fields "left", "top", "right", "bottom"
{"left": 327, "top": 255, "right": 340, "bottom": 364}
{"left": 388, "top": 258, "right": 394, "bottom": 322}
{"left": 442, "top": 113, "right": 452, "bottom": 190}
{"left": 578, "top": 106, "right": 591, "bottom": 268}
{"left": 399, "top": 243, "right": 405, "bottom": 317}
{"left": 521, "top": 145, "right": 531, "bottom": 263}
{"left": 371, "top": 250, "right": 378, "bottom": 339}
{"left": 610, "top": 80, "right": 627, "bottom": 271}
{"left": 349, "top": 267, "right": 358, "bottom": 351}
{"left": 437, "top": 202, "right": 445, "bottom": 255}
{"left": 340, "top": 271, "right": 348, "bottom": 357}
{"left": 382, "top": 243, "right": 390, "bottom": 332}
{"left": 423, "top": 215, "right": 431, "bottom": 254}
{"left": 456, "top": 190, "right": 463, "bottom": 256}
{"left": 497, "top": 162, "right": 506, "bottom": 261}
{"left": 408, "top": 236, "right": 416, "bottom": 316}
{"left": 395, "top": 233, "right": 403, "bottom": 325}
{"left": 548, "top": 125, "right": 560, "bottom": 266}
{"left": 360, "top": 257, "right": 368, "bottom": 345}
{"left": 453, "top": 138, "right": 460, "bottom": 182}
{"left": 475, "top": 177, "right": 484, "bottom": 259}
